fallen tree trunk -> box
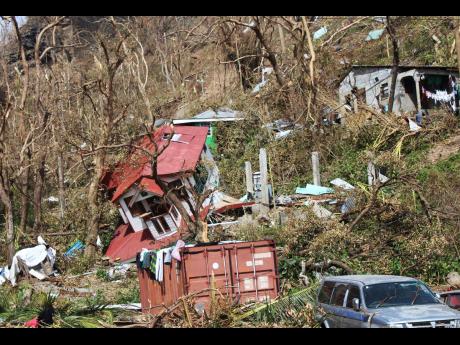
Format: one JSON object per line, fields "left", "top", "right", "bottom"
{"left": 305, "top": 259, "right": 354, "bottom": 275}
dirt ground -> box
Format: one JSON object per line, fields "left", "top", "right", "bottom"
{"left": 22, "top": 265, "right": 140, "bottom": 305}
{"left": 426, "top": 132, "right": 460, "bottom": 164}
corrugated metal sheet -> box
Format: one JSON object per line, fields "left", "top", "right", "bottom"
{"left": 105, "top": 207, "right": 210, "bottom": 263}
{"left": 138, "top": 240, "right": 279, "bottom": 315}
{"left": 108, "top": 125, "right": 209, "bottom": 202}
{"left": 105, "top": 224, "right": 181, "bottom": 263}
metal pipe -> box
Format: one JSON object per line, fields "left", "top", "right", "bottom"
{"left": 299, "top": 260, "right": 310, "bottom": 286}
{"left": 234, "top": 246, "right": 241, "bottom": 295}
{"left": 251, "top": 244, "right": 259, "bottom": 301}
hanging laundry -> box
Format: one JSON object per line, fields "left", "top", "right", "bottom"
{"left": 427, "top": 90, "right": 455, "bottom": 103}
{"left": 156, "top": 248, "right": 176, "bottom": 281}
{"left": 149, "top": 251, "right": 158, "bottom": 278}
{"left": 136, "top": 253, "right": 142, "bottom": 270}
{"left": 422, "top": 85, "right": 456, "bottom": 110}
{"left": 142, "top": 251, "right": 152, "bottom": 270}
{"left": 171, "top": 240, "right": 185, "bottom": 261}
{"left": 164, "top": 249, "right": 172, "bottom": 264}
{"left": 155, "top": 249, "right": 165, "bottom": 282}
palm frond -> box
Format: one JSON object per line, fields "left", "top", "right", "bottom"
{"left": 235, "top": 283, "right": 319, "bottom": 324}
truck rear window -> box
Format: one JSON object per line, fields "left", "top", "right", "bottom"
{"left": 331, "top": 283, "right": 348, "bottom": 306}
{"left": 448, "top": 294, "right": 460, "bottom": 308}
{"left": 318, "top": 281, "right": 335, "bottom": 304}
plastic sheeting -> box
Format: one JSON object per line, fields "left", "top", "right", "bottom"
{"left": 313, "top": 27, "right": 328, "bottom": 40}
{"left": 295, "top": 184, "right": 334, "bottom": 195}
{"left": 330, "top": 178, "right": 355, "bottom": 190}
{"left": 1, "top": 242, "right": 56, "bottom": 286}
{"left": 366, "top": 29, "right": 384, "bottom": 41}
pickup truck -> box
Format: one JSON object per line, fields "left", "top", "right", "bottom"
{"left": 316, "top": 274, "right": 460, "bottom": 328}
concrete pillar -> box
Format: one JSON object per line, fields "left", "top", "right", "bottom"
{"left": 311, "top": 151, "right": 321, "bottom": 186}
{"left": 245, "top": 161, "right": 254, "bottom": 199}
{"left": 353, "top": 96, "right": 358, "bottom": 113}
{"left": 259, "top": 148, "right": 270, "bottom": 208}
{"left": 414, "top": 74, "right": 422, "bottom": 112}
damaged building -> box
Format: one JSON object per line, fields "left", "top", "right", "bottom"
{"left": 101, "top": 125, "right": 219, "bottom": 263}
{"left": 339, "top": 65, "right": 460, "bottom": 116}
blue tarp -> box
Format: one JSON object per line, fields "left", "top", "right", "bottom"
{"left": 252, "top": 79, "right": 268, "bottom": 94}
{"left": 313, "top": 27, "right": 327, "bottom": 40}
{"left": 366, "top": 29, "right": 384, "bottom": 41}
{"left": 64, "top": 240, "right": 85, "bottom": 257}
{"left": 295, "top": 184, "right": 334, "bottom": 195}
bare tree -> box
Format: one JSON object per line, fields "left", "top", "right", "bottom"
{"left": 386, "top": 16, "right": 400, "bottom": 113}
{"left": 82, "top": 29, "right": 130, "bottom": 259}
{"left": 112, "top": 19, "right": 213, "bottom": 242}
{"left": 32, "top": 16, "right": 66, "bottom": 231}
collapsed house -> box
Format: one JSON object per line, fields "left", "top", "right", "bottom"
{"left": 101, "top": 124, "right": 253, "bottom": 263}
{"left": 101, "top": 125, "right": 219, "bottom": 263}
{"left": 339, "top": 65, "right": 460, "bottom": 116}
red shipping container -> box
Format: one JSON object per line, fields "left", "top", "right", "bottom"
{"left": 137, "top": 240, "right": 279, "bottom": 315}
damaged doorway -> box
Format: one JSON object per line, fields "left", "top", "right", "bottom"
{"left": 400, "top": 76, "right": 418, "bottom": 112}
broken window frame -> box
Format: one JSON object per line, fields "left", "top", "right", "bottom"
{"left": 380, "top": 82, "right": 389, "bottom": 99}
{"left": 149, "top": 211, "right": 178, "bottom": 239}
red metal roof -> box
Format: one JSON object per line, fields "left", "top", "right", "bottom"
{"left": 105, "top": 224, "right": 181, "bottom": 263}
{"left": 105, "top": 207, "right": 211, "bottom": 263}
{"left": 214, "top": 201, "right": 255, "bottom": 214}
{"left": 107, "top": 125, "right": 209, "bottom": 202}
{"left": 138, "top": 177, "right": 164, "bottom": 197}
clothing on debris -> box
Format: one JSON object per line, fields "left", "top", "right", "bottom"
{"left": 149, "top": 251, "right": 158, "bottom": 279}
{"left": 137, "top": 240, "right": 185, "bottom": 282}
{"left": 0, "top": 237, "right": 57, "bottom": 287}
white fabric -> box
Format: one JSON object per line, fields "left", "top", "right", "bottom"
{"left": 171, "top": 240, "right": 185, "bottom": 261}
{"left": 425, "top": 89, "right": 455, "bottom": 103}
{"left": 14, "top": 244, "right": 49, "bottom": 268}
{"left": 155, "top": 249, "right": 166, "bottom": 282}
{"left": 154, "top": 246, "right": 180, "bottom": 282}
{"left": 164, "top": 248, "right": 172, "bottom": 264}
{"left": 37, "top": 236, "right": 47, "bottom": 246}
{"left": 422, "top": 85, "right": 456, "bottom": 111}
{"left": 408, "top": 119, "right": 421, "bottom": 132}
{"left": 139, "top": 248, "right": 149, "bottom": 263}
{"left": 4, "top": 244, "right": 56, "bottom": 286}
